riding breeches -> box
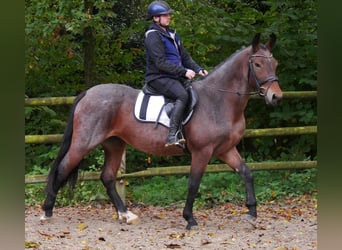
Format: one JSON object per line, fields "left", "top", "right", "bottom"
{"left": 148, "top": 77, "right": 189, "bottom": 104}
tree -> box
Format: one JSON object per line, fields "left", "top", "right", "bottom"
{"left": 25, "top": 0, "right": 117, "bottom": 95}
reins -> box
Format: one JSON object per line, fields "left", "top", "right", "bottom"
{"left": 204, "top": 85, "right": 259, "bottom": 96}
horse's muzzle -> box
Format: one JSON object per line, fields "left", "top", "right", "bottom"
{"left": 263, "top": 82, "right": 283, "bottom": 106}
{"left": 269, "top": 93, "right": 282, "bottom": 106}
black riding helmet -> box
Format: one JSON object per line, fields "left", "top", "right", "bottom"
{"left": 147, "top": 1, "right": 174, "bottom": 19}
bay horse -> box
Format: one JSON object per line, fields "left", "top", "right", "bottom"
{"left": 41, "top": 33, "right": 282, "bottom": 230}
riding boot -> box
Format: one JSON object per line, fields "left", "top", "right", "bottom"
{"left": 165, "top": 99, "right": 186, "bottom": 147}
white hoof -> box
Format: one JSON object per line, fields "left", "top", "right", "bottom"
{"left": 118, "top": 210, "right": 139, "bottom": 225}
{"left": 39, "top": 215, "right": 55, "bottom": 222}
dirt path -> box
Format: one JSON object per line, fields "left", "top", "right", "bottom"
{"left": 25, "top": 196, "right": 317, "bottom": 249}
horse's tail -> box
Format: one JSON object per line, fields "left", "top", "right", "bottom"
{"left": 45, "top": 91, "right": 87, "bottom": 196}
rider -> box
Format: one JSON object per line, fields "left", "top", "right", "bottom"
{"left": 145, "top": 0, "right": 208, "bottom": 147}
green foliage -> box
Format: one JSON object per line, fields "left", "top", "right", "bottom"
{"left": 25, "top": 183, "right": 46, "bottom": 206}
{"left": 25, "top": 0, "right": 145, "bottom": 97}
{"left": 262, "top": 0, "right": 317, "bottom": 89}
{"left": 25, "top": 106, "right": 66, "bottom": 134}
{"left": 25, "top": 104, "right": 67, "bottom": 173}
{"left": 254, "top": 168, "right": 317, "bottom": 201}
{"left": 126, "top": 168, "right": 317, "bottom": 208}
{"left": 25, "top": 145, "right": 60, "bottom": 174}
{"left": 25, "top": 181, "right": 107, "bottom": 206}
{"left": 25, "top": 0, "right": 317, "bottom": 94}
{"left": 55, "top": 181, "right": 108, "bottom": 206}
{"left": 127, "top": 176, "right": 188, "bottom": 206}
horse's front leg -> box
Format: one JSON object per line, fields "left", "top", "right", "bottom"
{"left": 183, "top": 171, "right": 203, "bottom": 230}
{"left": 183, "top": 151, "right": 211, "bottom": 230}
{"left": 218, "top": 147, "right": 257, "bottom": 219}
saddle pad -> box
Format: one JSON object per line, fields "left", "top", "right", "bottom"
{"left": 134, "top": 91, "right": 171, "bottom": 127}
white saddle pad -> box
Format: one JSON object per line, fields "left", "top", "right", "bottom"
{"left": 134, "top": 91, "right": 171, "bottom": 127}
{"left": 134, "top": 91, "right": 194, "bottom": 127}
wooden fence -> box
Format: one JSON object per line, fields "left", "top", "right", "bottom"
{"left": 25, "top": 91, "right": 317, "bottom": 187}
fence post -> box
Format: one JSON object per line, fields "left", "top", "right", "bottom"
{"left": 116, "top": 151, "right": 126, "bottom": 204}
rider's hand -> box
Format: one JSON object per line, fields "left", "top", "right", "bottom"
{"left": 185, "top": 69, "right": 196, "bottom": 80}
{"left": 198, "top": 69, "right": 208, "bottom": 76}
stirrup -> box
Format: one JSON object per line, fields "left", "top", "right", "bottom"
{"left": 165, "top": 130, "right": 186, "bottom": 148}
{"left": 165, "top": 138, "right": 186, "bottom": 148}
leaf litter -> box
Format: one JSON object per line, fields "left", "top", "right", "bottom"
{"left": 25, "top": 194, "right": 317, "bottom": 249}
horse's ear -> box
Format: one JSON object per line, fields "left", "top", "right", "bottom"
{"left": 266, "top": 33, "right": 276, "bottom": 51}
{"left": 252, "top": 33, "right": 261, "bottom": 53}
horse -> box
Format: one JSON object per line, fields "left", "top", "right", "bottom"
{"left": 41, "top": 33, "right": 283, "bottom": 230}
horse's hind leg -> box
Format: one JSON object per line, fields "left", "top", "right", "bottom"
{"left": 41, "top": 91, "right": 88, "bottom": 220}
{"left": 236, "top": 162, "right": 257, "bottom": 218}
{"left": 41, "top": 148, "right": 85, "bottom": 220}
{"left": 101, "top": 137, "right": 138, "bottom": 224}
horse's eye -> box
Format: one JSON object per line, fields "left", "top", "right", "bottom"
{"left": 254, "top": 63, "right": 261, "bottom": 68}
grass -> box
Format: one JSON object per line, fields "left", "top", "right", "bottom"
{"left": 126, "top": 168, "right": 317, "bottom": 208}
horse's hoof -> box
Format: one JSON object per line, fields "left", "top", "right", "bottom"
{"left": 118, "top": 211, "right": 139, "bottom": 225}
{"left": 40, "top": 215, "right": 50, "bottom": 221}
{"left": 186, "top": 224, "right": 199, "bottom": 230}
{"left": 40, "top": 215, "right": 55, "bottom": 223}
{"left": 241, "top": 214, "right": 257, "bottom": 229}
{"left": 185, "top": 220, "right": 199, "bottom": 230}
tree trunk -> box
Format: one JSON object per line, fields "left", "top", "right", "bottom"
{"left": 83, "top": 0, "right": 96, "bottom": 87}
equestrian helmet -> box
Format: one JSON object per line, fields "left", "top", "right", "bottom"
{"left": 147, "top": 1, "right": 174, "bottom": 19}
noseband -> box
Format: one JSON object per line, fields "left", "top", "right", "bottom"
{"left": 248, "top": 54, "right": 279, "bottom": 97}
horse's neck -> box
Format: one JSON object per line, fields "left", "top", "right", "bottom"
{"left": 199, "top": 51, "right": 251, "bottom": 111}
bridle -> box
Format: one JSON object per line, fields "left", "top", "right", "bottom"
{"left": 248, "top": 54, "right": 279, "bottom": 97}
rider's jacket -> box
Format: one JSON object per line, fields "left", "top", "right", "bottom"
{"left": 144, "top": 23, "right": 202, "bottom": 84}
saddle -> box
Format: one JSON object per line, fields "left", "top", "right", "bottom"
{"left": 134, "top": 83, "right": 198, "bottom": 128}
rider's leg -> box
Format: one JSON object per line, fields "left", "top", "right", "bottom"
{"left": 165, "top": 98, "right": 186, "bottom": 146}
{"left": 148, "top": 78, "right": 189, "bottom": 146}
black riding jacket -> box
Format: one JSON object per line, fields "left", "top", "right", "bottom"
{"left": 144, "top": 23, "right": 202, "bottom": 84}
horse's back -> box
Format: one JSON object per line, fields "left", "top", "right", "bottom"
{"left": 76, "top": 83, "right": 138, "bottom": 111}
{"left": 85, "top": 83, "right": 139, "bottom": 100}
{"left": 74, "top": 83, "right": 139, "bottom": 125}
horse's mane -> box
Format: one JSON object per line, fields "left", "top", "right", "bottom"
{"left": 204, "top": 45, "right": 248, "bottom": 79}
{"left": 207, "top": 42, "right": 270, "bottom": 76}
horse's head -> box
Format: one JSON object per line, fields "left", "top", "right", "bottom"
{"left": 249, "top": 33, "right": 283, "bottom": 106}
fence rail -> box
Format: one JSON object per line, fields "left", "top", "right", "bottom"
{"left": 25, "top": 160, "right": 317, "bottom": 184}
{"left": 24, "top": 91, "right": 317, "bottom": 106}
